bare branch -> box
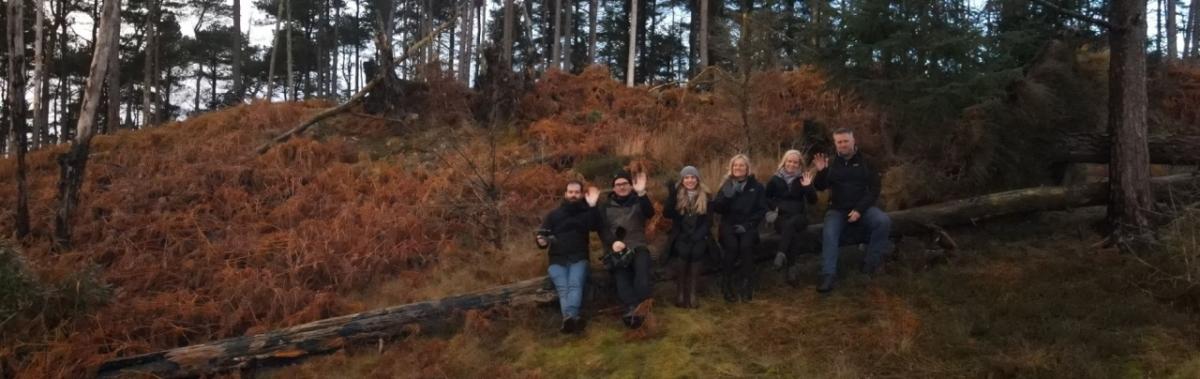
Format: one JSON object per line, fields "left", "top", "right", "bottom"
{"left": 1030, "top": 0, "right": 1115, "bottom": 30}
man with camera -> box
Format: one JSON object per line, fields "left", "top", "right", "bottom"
{"left": 594, "top": 170, "right": 656, "bottom": 329}
{"left": 536, "top": 180, "right": 599, "bottom": 334}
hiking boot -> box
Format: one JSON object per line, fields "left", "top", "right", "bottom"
{"left": 560, "top": 318, "right": 572, "bottom": 334}
{"left": 738, "top": 277, "right": 754, "bottom": 302}
{"left": 817, "top": 274, "right": 836, "bottom": 294}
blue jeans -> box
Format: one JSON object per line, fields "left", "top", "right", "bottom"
{"left": 821, "top": 207, "right": 892, "bottom": 276}
{"left": 548, "top": 260, "right": 589, "bottom": 318}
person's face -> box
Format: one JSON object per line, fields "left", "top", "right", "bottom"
{"left": 731, "top": 159, "right": 749, "bottom": 179}
{"left": 682, "top": 175, "right": 699, "bottom": 190}
{"left": 834, "top": 133, "right": 856, "bottom": 156}
{"left": 783, "top": 154, "right": 801, "bottom": 174}
{"left": 564, "top": 183, "right": 583, "bottom": 202}
{"left": 613, "top": 178, "right": 633, "bottom": 196}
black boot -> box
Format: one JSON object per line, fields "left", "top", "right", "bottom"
{"left": 686, "top": 262, "right": 702, "bottom": 308}
{"left": 739, "top": 275, "right": 754, "bottom": 302}
{"left": 817, "top": 274, "right": 836, "bottom": 293}
{"left": 721, "top": 272, "right": 737, "bottom": 303}
{"left": 673, "top": 262, "right": 687, "bottom": 307}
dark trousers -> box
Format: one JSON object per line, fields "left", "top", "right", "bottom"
{"left": 612, "top": 247, "right": 654, "bottom": 309}
{"left": 719, "top": 226, "right": 760, "bottom": 288}
{"left": 776, "top": 212, "right": 810, "bottom": 259}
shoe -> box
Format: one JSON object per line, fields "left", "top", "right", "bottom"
{"left": 560, "top": 318, "right": 572, "bottom": 334}
{"left": 738, "top": 277, "right": 754, "bottom": 302}
{"left": 817, "top": 274, "right": 836, "bottom": 293}
{"left": 785, "top": 265, "right": 802, "bottom": 288}
{"left": 773, "top": 251, "right": 787, "bottom": 270}
{"left": 574, "top": 317, "right": 587, "bottom": 334}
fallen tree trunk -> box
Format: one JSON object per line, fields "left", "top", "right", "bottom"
{"left": 1057, "top": 132, "right": 1200, "bottom": 165}
{"left": 97, "top": 174, "right": 1199, "bottom": 378}
{"left": 96, "top": 277, "right": 557, "bottom": 378}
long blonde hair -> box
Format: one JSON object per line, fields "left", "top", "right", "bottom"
{"left": 720, "top": 153, "right": 748, "bottom": 178}
{"left": 776, "top": 149, "right": 805, "bottom": 171}
{"left": 675, "top": 180, "right": 710, "bottom": 215}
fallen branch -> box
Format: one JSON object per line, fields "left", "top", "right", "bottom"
{"left": 253, "top": 16, "right": 457, "bottom": 155}
{"left": 1055, "top": 132, "right": 1200, "bottom": 165}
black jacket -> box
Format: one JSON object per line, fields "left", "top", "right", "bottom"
{"left": 597, "top": 192, "right": 656, "bottom": 254}
{"left": 711, "top": 175, "right": 768, "bottom": 231}
{"left": 537, "top": 200, "right": 598, "bottom": 266}
{"left": 765, "top": 174, "right": 817, "bottom": 216}
{"left": 813, "top": 151, "right": 880, "bottom": 213}
{"left": 663, "top": 186, "right": 714, "bottom": 248}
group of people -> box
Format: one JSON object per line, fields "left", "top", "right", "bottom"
{"left": 535, "top": 128, "right": 893, "bottom": 334}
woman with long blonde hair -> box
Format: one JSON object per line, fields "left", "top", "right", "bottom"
{"left": 663, "top": 165, "right": 713, "bottom": 308}
{"left": 711, "top": 154, "right": 768, "bottom": 303}
{"left": 765, "top": 149, "right": 817, "bottom": 285}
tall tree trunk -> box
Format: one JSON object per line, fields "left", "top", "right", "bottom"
{"left": 332, "top": 0, "right": 340, "bottom": 96}
{"left": 56, "top": 0, "right": 121, "bottom": 250}
{"left": 105, "top": 15, "right": 120, "bottom": 132}
{"left": 32, "top": 0, "right": 48, "bottom": 150}
{"left": 503, "top": 0, "right": 514, "bottom": 65}
{"left": 8, "top": 0, "right": 31, "bottom": 238}
{"left": 1107, "top": 0, "right": 1153, "bottom": 238}
{"left": 267, "top": 0, "right": 284, "bottom": 102}
{"left": 627, "top": 0, "right": 638, "bottom": 86}
{"left": 287, "top": 0, "right": 295, "bottom": 101}
{"left": 588, "top": 0, "right": 598, "bottom": 64}
{"left": 142, "top": 0, "right": 158, "bottom": 127}
{"left": 1168, "top": 0, "right": 1178, "bottom": 61}
{"left": 563, "top": 0, "right": 574, "bottom": 71}
{"left": 699, "top": 0, "right": 709, "bottom": 68}
{"left": 232, "top": 0, "right": 242, "bottom": 101}
{"left": 458, "top": 1, "right": 472, "bottom": 84}
{"left": 552, "top": 0, "right": 562, "bottom": 70}
{"left": 194, "top": 65, "right": 202, "bottom": 111}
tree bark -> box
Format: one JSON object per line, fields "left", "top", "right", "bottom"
{"left": 588, "top": 0, "right": 598, "bottom": 64}
{"left": 627, "top": 0, "right": 638, "bottom": 86}
{"left": 55, "top": 0, "right": 121, "bottom": 250}
{"left": 552, "top": 0, "right": 563, "bottom": 70}
{"left": 287, "top": 0, "right": 295, "bottom": 101}
{"left": 32, "top": 0, "right": 47, "bottom": 150}
{"left": 142, "top": 0, "right": 159, "bottom": 127}
{"left": 563, "top": 0, "right": 574, "bottom": 72}
{"left": 1168, "top": 0, "right": 1178, "bottom": 61}
{"left": 458, "top": 1, "right": 472, "bottom": 84}
{"left": 1106, "top": 0, "right": 1153, "bottom": 236}
{"left": 267, "top": 0, "right": 284, "bottom": 102}
{"left": 8, "top": 0, "right": 31, "bottom": 238}
{"left": 232, "top": 0, "right": 243, "bottom": 101}
{"left": 699, "top": 0, "right": 709, "bottom": 68}
{"left": 97, "top": 277, "right": 558, "bottom": 379}
{"left": 96, "top": 173, "right": 1200, "bottom": 379}
{"left": 104, "top": 8, "right": 120, "bottom": 132}
{"left": 503, "top": 0, "right": 514, "bottom": 66}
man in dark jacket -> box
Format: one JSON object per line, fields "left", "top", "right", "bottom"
{"left": 594, "top": 170, "right": 656, "bottom": 328}
{"left": 536, "top": 180, "right": 598, "bottom": 334}
{"left": 812, "top": 128, "right": 893, "bottom": 293}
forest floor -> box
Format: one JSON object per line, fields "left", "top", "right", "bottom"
{"left": 263, "top": 206, "right": 1200, "bottom": 378}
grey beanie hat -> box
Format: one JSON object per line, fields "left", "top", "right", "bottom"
{"left": 679, "top": 165, "right": 700, "bottom": 180}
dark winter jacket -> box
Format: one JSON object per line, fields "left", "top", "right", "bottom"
{"left": 537, "top": 200, "right": 598, "bottom": 266}
{"left": 813, "top": 151, "right": 881, "bottom": 213}
{"left": 597, "top": 192, "right": 656, "bottom": 254}
{"left": 711, "top": 175, "right": 768, "bottom": 231}
{"left": 765, "top": 174, "right": 817, "bottom": 216}
{"left": 663, "top": 185, "right": 714, "bottom": 255}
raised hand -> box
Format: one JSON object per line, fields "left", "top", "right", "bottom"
{"left": 586, "top": 186, "right": 601, "bottom": 207}
{"left": 813, "top": 153, "right": 829, "bottom": 172}
{"left": 800, "top": 169, "right": 815, "bottom": 186}
{"left": 633, "top": 171, "right": 648, "bottom": 195}
{"left": 848, "top": 210, "right": 861, "bottom": 223}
